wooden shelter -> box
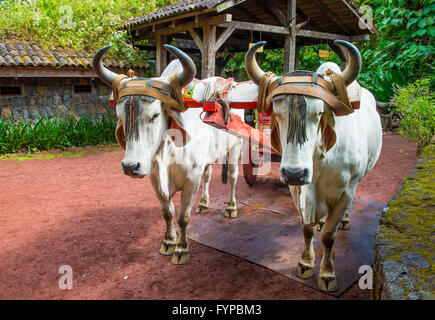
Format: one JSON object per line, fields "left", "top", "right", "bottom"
{"left": 125, "top": 0, "right": 377, "bottom": 78}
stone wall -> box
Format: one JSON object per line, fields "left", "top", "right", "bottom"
{"left": 0, "top": 77, "right": 114, "bottom": 120}
{"left": 373, "top": 144, "right": 435, "bottom": 300}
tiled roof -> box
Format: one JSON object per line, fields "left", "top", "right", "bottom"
{"left": 127, "top": 0, "right": 224, "bottom": 27}
{"left": 126, "top": 0, "right": 377, "bottom": 36}
{"left": 0, "top": 39, "right": 147, "bottom": 69}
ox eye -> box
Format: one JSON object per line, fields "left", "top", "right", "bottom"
{"left": 151, "top": 113, "right": 160, "bottom": 121}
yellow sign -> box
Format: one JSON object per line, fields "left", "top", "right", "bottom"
{"left": 319, "top": 49, "right": 330, "bottom": 58}
{"left": 249, "top": 42, "right": 263, "bottom": 53}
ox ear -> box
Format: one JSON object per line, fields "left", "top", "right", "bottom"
{"left": 164, "top": 107, "right": 190, "bottom": 147}
{"left": 115, "top": 119, "right": 126, "bottom": 150}
{"left": 319, "top": 109, "right": 336, "bottom": 157}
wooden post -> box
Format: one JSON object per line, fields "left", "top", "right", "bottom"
{"left": 284, "top": 0, "right": 296, "bottom": 74}
{"left": 201, "top": 25, "right": 216, "bottom": 78}
{"left": 156, "top": 35, "right": 167, "bottom": 76}
{"left": 295, "top": 45, "right": 300, "bottom": 70}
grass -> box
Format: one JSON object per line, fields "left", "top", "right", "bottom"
{"left": 0, "top": 116, "right": 117, "bottom": 155}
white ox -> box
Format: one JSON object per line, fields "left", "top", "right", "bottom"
{"left": 93, "top": 45, "right": 243, "bottom": 264}
{"left": 245, "top": 40, "right": 382, "bottom": 291}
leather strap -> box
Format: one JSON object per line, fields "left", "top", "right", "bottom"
{"left": 258, "top": 71, "right": 276, "bottom": 114}
{"left": 111, "top": 72, "right": 186, "bottom": 112}
{"left": 268, "top": 75, "right": 335, "bottom": 94}
{"left": 258, "top": 70, "right": 353, "bottom": 116}
{"left": 266, "top": 84, "right": 353, "bottom": 115}
{"left": 111, "top": 74, "right": 129, "bottom": 103}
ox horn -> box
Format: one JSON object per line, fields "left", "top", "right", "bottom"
{"left": 244, "top": 41, "right": 267, "bottom": 85}
{"left": 93, "top": 45, "right": 120, "bottom": 87}
{"left": 333, "top": 40, "right": 362, "bottom": 86}
{"left": 164, "top": 44, "right": 196, "bottom": 88}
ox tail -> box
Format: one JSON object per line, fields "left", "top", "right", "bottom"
{"left": 222, "top": 154, "right": 229, "bottom": 184}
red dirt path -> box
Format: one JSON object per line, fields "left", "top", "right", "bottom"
{"left": 0, "top": 133, "right": 416, "bottom": 300}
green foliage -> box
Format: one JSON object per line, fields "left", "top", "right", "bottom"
{"left": 355, "top": 0, "right": 434, "bottom": 101}
{"left": 228, "top": 1, "right": 434, "bottom": 102}
{"left": 226, "top": 45, "right": 340, "bottom": 81}
{"left": 391, "top": 78, "right": 435, "bottom": 148}
{"left": 0, "top": 116, "right": 117, "bottom": 154}
{"left": 0, "top": 0, "right": 175, "bottom": 63}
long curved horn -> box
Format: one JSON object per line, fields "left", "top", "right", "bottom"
{"left": 164, "top": 45, "right": 196, "bottom": 87}
{"left": 93, "top": 45, "right": 120, "bottom": 87}
{"left": 333, "top": 40, "right": 361, "bottom": 86}
{"left": 244, "top": 41, "right": 267, "bottom": 85}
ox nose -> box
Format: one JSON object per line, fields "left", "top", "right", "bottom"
{"left": 280, "top": 167, "right": 309, "bottom": 185}
{"left": 122, "top": 162, "right": 140, "bottom": 176}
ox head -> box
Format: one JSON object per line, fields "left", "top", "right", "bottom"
{"left": 245, "top": 40, "right": 361, "bottom": 185}
{"left": 93, "top": 45, "right": 196, "bottom": 178}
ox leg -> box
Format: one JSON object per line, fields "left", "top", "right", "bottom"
{"left": 225, "top": 142, "right": 241, "bottom": 218}
{"left": 317, "top": 213, "right": 349, "bottom": 231}
{"left": 318, "top": 195, "right": 352, "bottom": 292}
{"left": 338, "top": 212, "right": 350, "bottom": 230}
{"left": 196, "top": 165, "right": 212, "bottom": 214}
{"left": 158, "top": 199, "right": 177, "bottom": 255}
{"left": 149, "top": 176, "right": 177, "bottom": 256}
{"left": 172, "top": 179, "right": 200, "bottom": 265}
{"left": 316, "top": 215, "right": 327, "bottom": 231}
{"left": 296, "top": 223, "right": 316, "bottom": 279}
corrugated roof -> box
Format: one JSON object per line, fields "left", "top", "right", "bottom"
{"left": 127, "top": 0, "right": 224, "bottom": 27}
{"left": 0, "top": 39, "right": 148, "bottom": 70}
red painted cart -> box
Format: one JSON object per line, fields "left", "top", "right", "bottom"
{"left": 182, "top": 78, "right": 280, "bottom": 185}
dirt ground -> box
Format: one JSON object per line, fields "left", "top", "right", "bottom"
{"left": 0, "top": 133, "right": 417, "bottom": 300}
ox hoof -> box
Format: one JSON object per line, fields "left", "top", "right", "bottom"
{"left": 224, "top": 208, "right": 238, "bottom": 219}
{"left": 160, "top": 241, "right": 176, "bottom": 255}
{"left": 195, "top": 205, "right": 209, "bottom": 214}
{"left": 296, "top": 262, "right": 314, "bottom": 279}
{"left": 338, "top": 220, "right": 350, "bottom": 230}
{"left": 318, "top": 275, "right": 337, "bottom": 292}
{"left": 171, "top": 250, "right": 191, "bottom": 265}
{"left": 316, "top": 222, "right": 324, "bottom": 232}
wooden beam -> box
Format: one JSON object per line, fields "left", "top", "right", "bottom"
{"left": 295, "top": 45, "right": 301, "bottom": 69}
{"left": 262, "top": 1, "right": 288, "bottom": 27}
{"left": 218, "top": 21, "right": 289, "bottom": 35}
{"left": 201, "top": 25, "right": 216, "bottom": 78}
{"left": 216, "top": 0, "right": 249, "bottom": 12}
{"left": 188, "top": 28, "right": 203, "bottom": 53}
{"left": 341, "top": 0, "right": 376, "bottom": 34}
{"left": 349, "top": 34, "right": 370, "bottom": 41}
{"left": 284, "top": 0, "right": 297, "bottom": 73}
{"left": 136, "top": 14, "right": 232, "bottom": 39}
{"left": 156, "top": 34, "right": 167, "bottom": 76}
{"left": 297, "top": 29, "right": 350, "bottom": 41}
{"left": 312, "top": 0, "right": 350, "bottom": 35}
{"left": 215, "top": 26, "right": 235, "bottom": 51}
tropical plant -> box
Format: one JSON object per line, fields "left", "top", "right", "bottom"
{"left": 0, "top": 116, "right": 117, "bottom": 154}
{"left": 225, "top": 44, "right": 341, "bottom": 81}
{"left": 0, "top": 0, "right": 175, "bottom": 63}
{"left": 355, "top": 0, "right": 434, "bottom": 101}
{"left": 391, "top": 78, "right": 434, "bottom": 149}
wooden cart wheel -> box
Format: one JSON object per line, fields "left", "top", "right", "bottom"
{"left": 243, "top": 138, "right": 258, "bottom": 186}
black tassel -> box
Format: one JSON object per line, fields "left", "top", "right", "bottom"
{"left": 287, "top": 94, "right": 307, "bottom": 145}
{"left": 125, "top": 96, "right": 140, "bottom": 141}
